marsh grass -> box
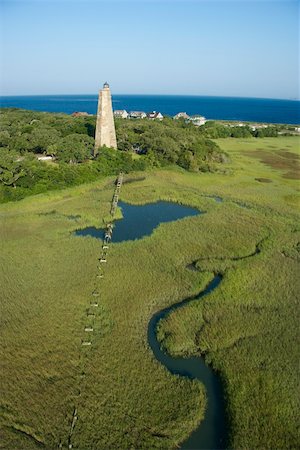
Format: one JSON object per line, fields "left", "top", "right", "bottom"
{"left": 0, "top": 137, "right": 299, "bottom": 449}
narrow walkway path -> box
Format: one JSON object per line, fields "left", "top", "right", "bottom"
{"left": 58, "top": 173, "right": 123, "bottom": 449}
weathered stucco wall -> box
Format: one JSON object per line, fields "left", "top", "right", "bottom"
{"left": 94, "top": 84, "right": 117, "bottom": 154}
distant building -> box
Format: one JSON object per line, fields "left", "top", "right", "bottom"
{"left": 114, "top": 109, "right": 129, "bottom": 119}
{"left": 36, "top": 155, "right": 54, "bottom": 161}
{"left": 229, "top": 123, "right": 245, "bottom": 128}
{"left": 173, "top": 112, "right": 190, "bottom": 120}
{"left": 147, "top": 111, "right": 164, "bottom": 120}
{"left": 129, "top": 111, "right": 147, "bottom": 119}
{"left": 188, "top": 115, "right": 206, "bottom": 126}
{"left": 71, "top": 111, "right": 91, "bottom": 117}
{"left": 250, "top": 124, "right": 268, "bottom": 131}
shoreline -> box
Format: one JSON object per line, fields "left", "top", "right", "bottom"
{"left": 0, "top": 105, "right": 299, "bottom": 127}
{"left": 1, "top": 95, "right": 299, "bottom": 125}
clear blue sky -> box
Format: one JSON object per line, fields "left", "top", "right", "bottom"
{"left": 0, "top": 0, "right": 299, "bottom": 99}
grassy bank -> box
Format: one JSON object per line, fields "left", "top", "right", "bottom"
{"left": 0, "top": 137, "right": 299, "bottom": 449}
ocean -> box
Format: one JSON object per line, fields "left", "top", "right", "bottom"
{"left": 0, "top": 94, "right": 299, "bottom": 124}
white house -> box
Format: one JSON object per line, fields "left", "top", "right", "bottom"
{"left": 189, "top": 115, "right": 206, "bottom": 126}
{"left": 114, "top": 110, "right": 129, "bottom": 119}
{"left": 36, "top": 155, "right": 54, "bottom": 161}
{"left": 147, "top": 111, "right": 164, "bottom": 120}
{"left": 173, "top": 112, "right": 190, "bottom": 120}
{"left": 250, "top": 124, "right": 268, "bottom": 131}
{"left": 129, "top": 111, "right": 147, "bottom": 119}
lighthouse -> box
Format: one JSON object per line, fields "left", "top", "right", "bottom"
{"left": 94, "top": 82, "right": 117, "bottom": 155}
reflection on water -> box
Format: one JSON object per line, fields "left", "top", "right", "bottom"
{"left": 74, "top": 201, "right": 201, "bottom": 242}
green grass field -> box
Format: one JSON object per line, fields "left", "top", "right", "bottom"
{"left": 0, "top": 137, "right": 299, "bottom": 449}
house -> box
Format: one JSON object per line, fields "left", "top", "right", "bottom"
{"left": 147, "top": 111, "right": 164, "bottom": 120}
{"left": 129, "top": 111, "right": 147, "bottom": 119}
{"left": 173, "top": 112, "right": 190, "bottom": 120}
{"left": 251, "top": 124, "right": 268, "bottom": 131}
{"left": 71, "top": 111, "right": 91, "bottom": 117}
{"left": 36, "top": 155, "right": 54, "bottom": 161}
{"left": 188, "top": 115, "right": 206, "bottom": 126}
{"left": 114, "top": 109, "right": 129, "bottom": 119}
{"left": 229, "top": 123, "right": 245, "bottom": 128}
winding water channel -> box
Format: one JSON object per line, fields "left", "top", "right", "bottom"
{"left": 148, "top": 275, "right": 227, "bottom": 450}
{"left": 75, "top": 200, "right": 227, "bottom": 449}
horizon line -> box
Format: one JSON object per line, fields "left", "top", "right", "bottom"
{"left": 0, "top": 93, "right": 299, "bottom": 102}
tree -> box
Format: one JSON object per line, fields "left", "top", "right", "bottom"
{"left": 199, "top": 122, "right": 231, "bottom": 138}
{"left": 0, "top": 149, "right": 27, "bottom": 188}
{"left": 255, "top": 127, "right": 278, "bottom": 137}
{"left": 230, "top": 126, "right": 252, "bottom": 138}
{"left": 55, "top": 134, "right": 94, "bottom": 163}
{"left": 0, "top": 131, "right": 10, "bottom": 148}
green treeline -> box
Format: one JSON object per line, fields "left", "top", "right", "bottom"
{"left": 0, "top": 108, "right": 225, "bottom": 202}
{"left": 0, "top": 108, "right": 290, "bottom": 203}
{"left": 115, "top": 117, "right": 225, "bottom": 169}
{"left": 199, "top": 120, "right": 280, "bottom": 138}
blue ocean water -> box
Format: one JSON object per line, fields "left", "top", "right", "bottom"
{"left": 0, "top": 94, "right": 299, "bottom": 124}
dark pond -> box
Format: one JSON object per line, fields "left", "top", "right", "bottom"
{"left": 74, "top": 200, "right": 201, "bottom": 242}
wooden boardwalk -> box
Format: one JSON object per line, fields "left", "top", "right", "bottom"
{"left": 59, "top": 173, "right": 124, "bottom": 448}
{"left": 110, "top": 172, "right": 123, "bottom": 216}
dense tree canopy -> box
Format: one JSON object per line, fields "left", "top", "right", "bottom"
{"left": 4, "top": 107, "right": 283, "bottom": 202}
{"left": 115, "top": 117, "right": 224, "bottom": 170}
{"left": 0, "top": 149, "right": 27, "bottom": 187}
{"left": 50, "top": 134, "right": 94, "bottom": 163}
